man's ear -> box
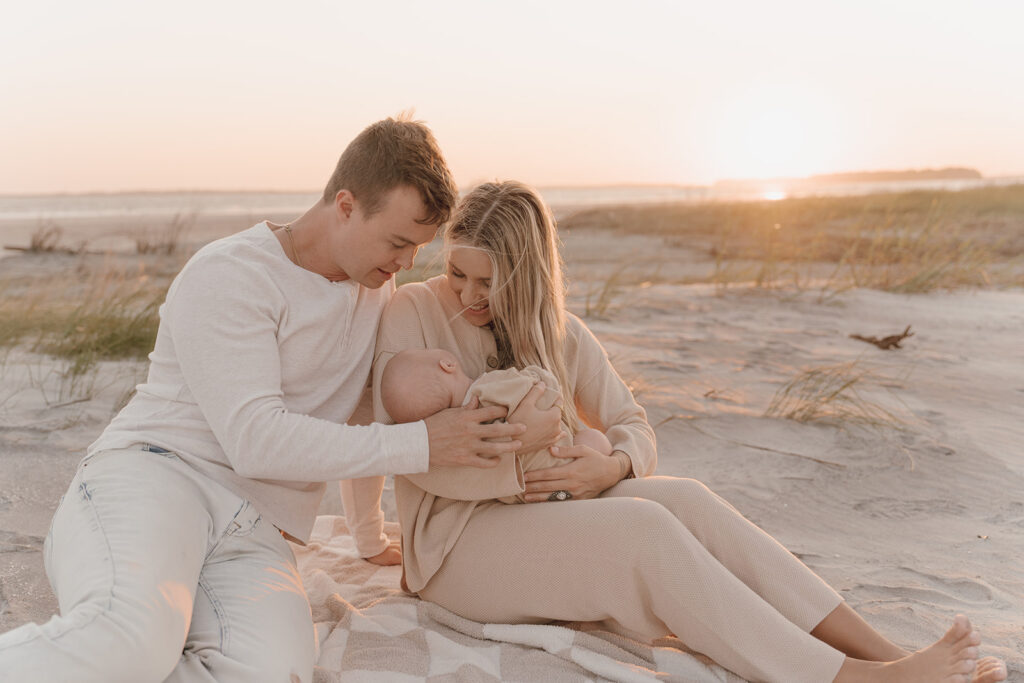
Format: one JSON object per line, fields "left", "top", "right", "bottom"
{"left": 334, "top": 189, "right": 355, "bottom": 221}
{"left": 439, "top": 359, "right": 456, "bottom": 374}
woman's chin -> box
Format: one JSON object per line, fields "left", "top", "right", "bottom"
{"left": 461, "top": 308, "right": 493, "bottom": 326}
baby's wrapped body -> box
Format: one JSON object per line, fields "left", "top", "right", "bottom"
{"left": 379, "top": 348, "right": 612, "bottom": 504}
{"left": 464, "top": 365, "right": 573, "bottom": 504}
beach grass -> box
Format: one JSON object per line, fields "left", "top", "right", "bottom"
{"left": 0, "top": 264, "right": 166, "bottom": 379}
{"left": 562, "top": 184, "right": 1024, "bottom": 293}
{"left": 134, "top": 212, "right": 195, "bottom": 255}
{"left": 2, "top": 184, "right": 1020, "bottom": 378}
{"left": 765, "top": 360, "right": 909, "bottom": 429}
{"left": 29, "top": 222, "right": 65, "bottom": 252}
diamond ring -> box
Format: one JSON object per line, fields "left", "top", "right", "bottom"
{"left": 548, "top": 490, "right": 572, "bottom": 502}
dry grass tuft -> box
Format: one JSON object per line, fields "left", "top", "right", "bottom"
{"left": 765, "top": 360, "right": 909, "bottom": 429}
{"left": 0, "top": 266, "right": 166, "bottom": 380}
{"left": 135, "top": 212, "right": 196, "bottom": 255}
{"left": 583, "top": 265, "right": 629, "bottom": 317}
{"left": 29, "top": 222, "right": 65, "bottom": 252}
{"left": 562, "top": 184, "right": 1024, "bottom": 294}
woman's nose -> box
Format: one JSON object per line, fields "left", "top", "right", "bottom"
{"left": 461, "top": 284, "right": 484, "bottom": 306}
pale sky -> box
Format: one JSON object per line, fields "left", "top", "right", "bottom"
{"left": 2, "top": 0, "right": 1022, "bottom": 194}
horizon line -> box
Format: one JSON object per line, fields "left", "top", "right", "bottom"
{"left": 5, "top": 168, "right": 1024, "bottom": 199}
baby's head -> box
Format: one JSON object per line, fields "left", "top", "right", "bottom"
{"left": 380, "top": 349, "right": 473, "bottom": 423}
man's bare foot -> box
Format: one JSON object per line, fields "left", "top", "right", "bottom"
{"left": 835, "top": 615, "right": 988, "bottom": 683}
{"left": 972, "top": 656, "right": 1008, "bottom": 683}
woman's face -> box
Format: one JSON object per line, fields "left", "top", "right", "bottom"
{"left": 446, "top": 245, "right": 494, "bottom": 326}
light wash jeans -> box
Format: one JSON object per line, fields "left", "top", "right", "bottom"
{"left": 0, "top": 446, "right": 315, "bottom": 682}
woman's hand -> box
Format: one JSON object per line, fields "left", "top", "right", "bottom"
{"left": 507, "top": 383, "right": 564, "bottom": 454}
{"left": 522, "top": 445, "right": 624, "bottom": 502}
{"left": 365, "top": 540, "right": 402, "bottom": 566}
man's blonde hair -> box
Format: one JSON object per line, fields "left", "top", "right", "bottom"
{"left": 323, "top": 114, "right": 458, "bottom": 226}
{"left": 444, "top": 181, "right": 578, "bottom": 430}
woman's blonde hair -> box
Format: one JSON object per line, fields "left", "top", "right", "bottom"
{"left": 444, "top": 181, "right": 578, "bottom": 430}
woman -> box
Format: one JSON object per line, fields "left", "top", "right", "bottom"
{"left": 359, "top": 181, "right": 1006, "bottom": 683}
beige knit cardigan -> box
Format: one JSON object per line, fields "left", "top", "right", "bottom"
{"left": 372, "top": 276, "right": 657, "bottom": 593}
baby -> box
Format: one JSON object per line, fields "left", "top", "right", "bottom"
{"left": 380, "top": 348, "right": 612, "bottom": 503}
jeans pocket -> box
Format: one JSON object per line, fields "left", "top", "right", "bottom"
{"left": 224, "top": 501, "right": 260, "bottom": 538}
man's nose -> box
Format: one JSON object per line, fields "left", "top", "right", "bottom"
{"left": 398, "top": 246, "right": 417, "bottom": 270}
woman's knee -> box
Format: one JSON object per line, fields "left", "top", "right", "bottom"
{"left": 647, "top": 477, "right": 727, "bottom": 516}
{"left": 603, "top": 497, "right": 682, "bottom": 548}
{"left": 654, "top": 476, "right": 714, "bottom": 498}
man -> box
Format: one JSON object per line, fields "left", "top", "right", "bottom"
{"left": 0, "top": 116, "right": 527, "bottom": 682}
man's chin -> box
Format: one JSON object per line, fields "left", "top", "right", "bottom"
{"left": 360, "top": 268, "right": 394, "bottom": 288}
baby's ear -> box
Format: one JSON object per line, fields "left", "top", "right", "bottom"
{"left": 439, "top": 359, "right": 456, "bottom": 374}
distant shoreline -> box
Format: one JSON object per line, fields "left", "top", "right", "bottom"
{"left": 4, "top": 167, "right": 1024, "bottom": 200}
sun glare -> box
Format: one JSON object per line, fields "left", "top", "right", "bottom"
{"left": 712, "top": 84, "right": 844, "bottom": 181}
{"left": 762, "top": 190, "right": 787, "bottom": 201}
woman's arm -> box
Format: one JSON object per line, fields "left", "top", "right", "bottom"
{"left": 522, "top": 315, "right": 657, "bottom": 502}
{"left": 572, "top": 319, "right": 657, "bottom": 477}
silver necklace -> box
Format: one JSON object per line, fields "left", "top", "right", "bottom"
{"left": 283, "top": 224, "right": 305, "bottom": 269}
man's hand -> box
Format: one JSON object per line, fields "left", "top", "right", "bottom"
{"left": 423, "top": 398, "right": 525, "bottom": 468}
{"left": 507, "top": 383, "right": 564, "bottom": 454}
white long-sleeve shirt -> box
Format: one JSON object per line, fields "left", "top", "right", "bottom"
{"left": 89, "top": 222, "right": 429, "bottom": 542}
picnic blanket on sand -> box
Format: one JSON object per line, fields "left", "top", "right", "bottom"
{"left": 294, "top": 516, "right": 746, "bottom": 682}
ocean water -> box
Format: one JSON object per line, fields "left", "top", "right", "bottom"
{"left": 1, "top": 178, "right": 1021, "bottom": 257}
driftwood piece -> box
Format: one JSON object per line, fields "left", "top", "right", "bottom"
{"left": 3, "top": 245, "right": 104, "bottom": 255}
{"left": 849, "top": 325, "right": 914, "bottom": 350}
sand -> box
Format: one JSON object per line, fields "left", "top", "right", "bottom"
{"left": 0, "top": 219, "right": 1021, "bottom": 679}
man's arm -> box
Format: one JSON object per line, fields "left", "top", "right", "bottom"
{"left": 166, "top": 255, "right": 428, "bottom": 482}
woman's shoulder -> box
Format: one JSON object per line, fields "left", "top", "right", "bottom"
{"left": 385, "top": 276, "right": 444, "bottom": 314}
{"left": 561, "top": 311, "right": 610, "bottom": 376}
{"left": 379, "top": 276, "right": 453, "bottom": 343}
{"left": 390, "top": 275, "right": 446, "bottom": 304}
{"left": 564, "top": 311, "right": 601, "bottom": 349}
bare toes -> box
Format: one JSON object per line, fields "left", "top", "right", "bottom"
{"left": 961, "top": 645, "right": 980, "bottom": 661}
{"left": 943, "top": 614, "right": 973, "bottom": 644}
{"left": 972, "top": 657, "right": 1008, "bottom": 683}
{"left": 956, "top": 659, "right": 977, "bottom": 675}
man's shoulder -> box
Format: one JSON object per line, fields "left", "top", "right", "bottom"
{"left": 187, "top": 223, "right": 271, "bottom": 266}
{"left": 169, "top": 225, "right": 281, "bottom": 297}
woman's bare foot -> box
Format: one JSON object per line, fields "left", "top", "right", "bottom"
{"left": 835, "top": 615, "right": 996, "bottom": 683}
{"left": 972, "top": 656, "right": 1008, "bottom": 683}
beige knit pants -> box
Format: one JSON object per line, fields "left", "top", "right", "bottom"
{"left": 419, "top": 476, "right": 846, "bottom": 683}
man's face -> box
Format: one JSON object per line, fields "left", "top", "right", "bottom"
{"left": 332, "top": 185, "right": 438, "bottom": 288}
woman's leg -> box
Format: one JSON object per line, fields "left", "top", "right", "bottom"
{"left": 811, "top": 603, "right": 907, "bottom": 661}
{"left": 601, "top": 476, "right": 1006, "bottom": 678}
{"left": 420, "top": 497, "right": 846, "bottom": 683}
{"left": 601, "top": 476, "right": 843, "bottom": 636}
{"left": 421, "top": 495, "right": 1005, "bottom": 683}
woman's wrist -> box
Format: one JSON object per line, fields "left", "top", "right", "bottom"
{"left": 612, "top": 450, "right": 633, "bottom": 481}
